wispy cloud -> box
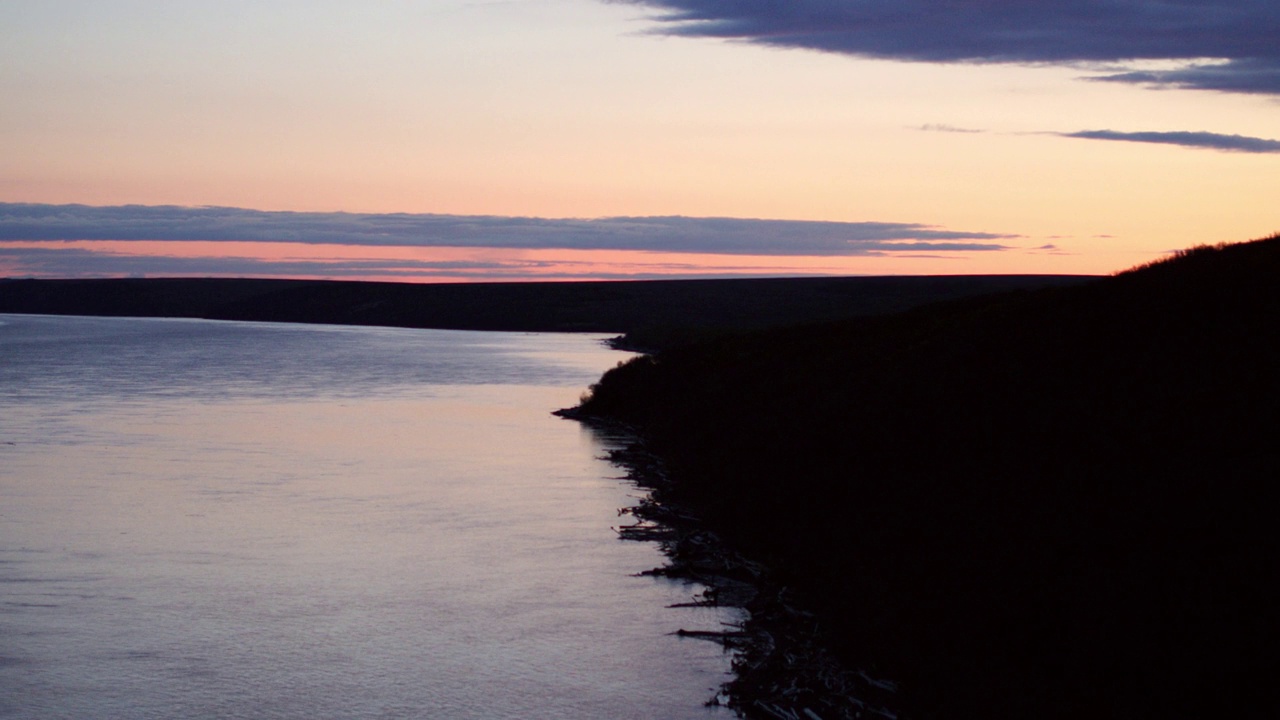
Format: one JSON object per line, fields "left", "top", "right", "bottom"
{"left": 918, "top": 124, "right": 985, "bottom": 134}
{"left": 620, "top": 0, "right": 1280, "bottom": 95}
{"left": 1089, "top": 59, "right": 1280, "bottom": 96}
{"left": 0, "top": 204, "right": 1015, "bottom": 257}
{"left": 1028, "top": 243, "right": 1074, "bottom": 256}
{"left": 1061, "top": 130, "right": 1280, "bottom": 154}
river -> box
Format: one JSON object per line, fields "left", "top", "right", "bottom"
{"left": 0, "top": 314, "right": 735, "bottom": 719}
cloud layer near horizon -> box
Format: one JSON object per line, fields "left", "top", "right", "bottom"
{"left": 0, "top": 204, "right": 1013, "bottom": 256}
{"left": 1063, "top": 130, "right": 1280, "bottom": 153}
{"left": 623, "top": 0, "right": 1280, "bottom": 95}
{"left": 0, "top": 244, "right": 792, "bottom": 282}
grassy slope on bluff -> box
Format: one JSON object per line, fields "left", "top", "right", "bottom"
{"left": 576, "top": 236, "right": 1279, "bottom": 719}
{"left": 0, "top": 275, "right": 1089, "bottom": 349}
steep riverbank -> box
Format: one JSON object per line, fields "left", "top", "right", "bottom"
{"left": 569, "top": 235, "right": 1279, "bottom": 718}
{"left": 560, "top": 417, "right": 904, "bottom": 720}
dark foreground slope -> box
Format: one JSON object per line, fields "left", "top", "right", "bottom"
{"left": 0, "top": 275, "right": 1089, "bottom": 349}
{"left": 574, "top": 236, "right": 1280, "bottom": 719}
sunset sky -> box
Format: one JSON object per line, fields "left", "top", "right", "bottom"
{"left": 2, "top": 0, "right": 1277, "bottom": 281}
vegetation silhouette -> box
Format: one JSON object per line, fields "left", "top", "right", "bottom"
{"left": 573, "top": 235, "right": 1279, "bottom": 719}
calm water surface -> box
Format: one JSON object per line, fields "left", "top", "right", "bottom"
{"left": 0, "top": 314, "right": 735, "bottom": 719}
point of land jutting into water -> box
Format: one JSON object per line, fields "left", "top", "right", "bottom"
{"left": 570, "top": 234, "right": 1279, "bottom": 719}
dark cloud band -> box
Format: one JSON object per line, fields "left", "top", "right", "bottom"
{"left": 620, "top": 0, "right": 1280, "bottom": 95}
{"left": 1062, "top": 130, "right": 1280, "bottom": 154}
{"left": 0, "top": 204, "right": 1014, "bottom": 257}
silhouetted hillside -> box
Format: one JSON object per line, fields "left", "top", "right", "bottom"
{"left": 0, "top": 274, "right": 1089, "bottom": 349}
{"left": 574, "top": 235, "right": 1280, "bottom": 718}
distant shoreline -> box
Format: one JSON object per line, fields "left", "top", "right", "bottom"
{"left": 0, "top": 275, "right": 1095, "bottom": 351}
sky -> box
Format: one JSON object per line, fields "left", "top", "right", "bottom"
{"left": 2, "top": 0, "right": 1277, "bottom": 282}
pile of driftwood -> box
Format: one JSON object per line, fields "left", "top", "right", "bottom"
{"left": 604, "top": 441, "right": 901, "bottom": 720}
